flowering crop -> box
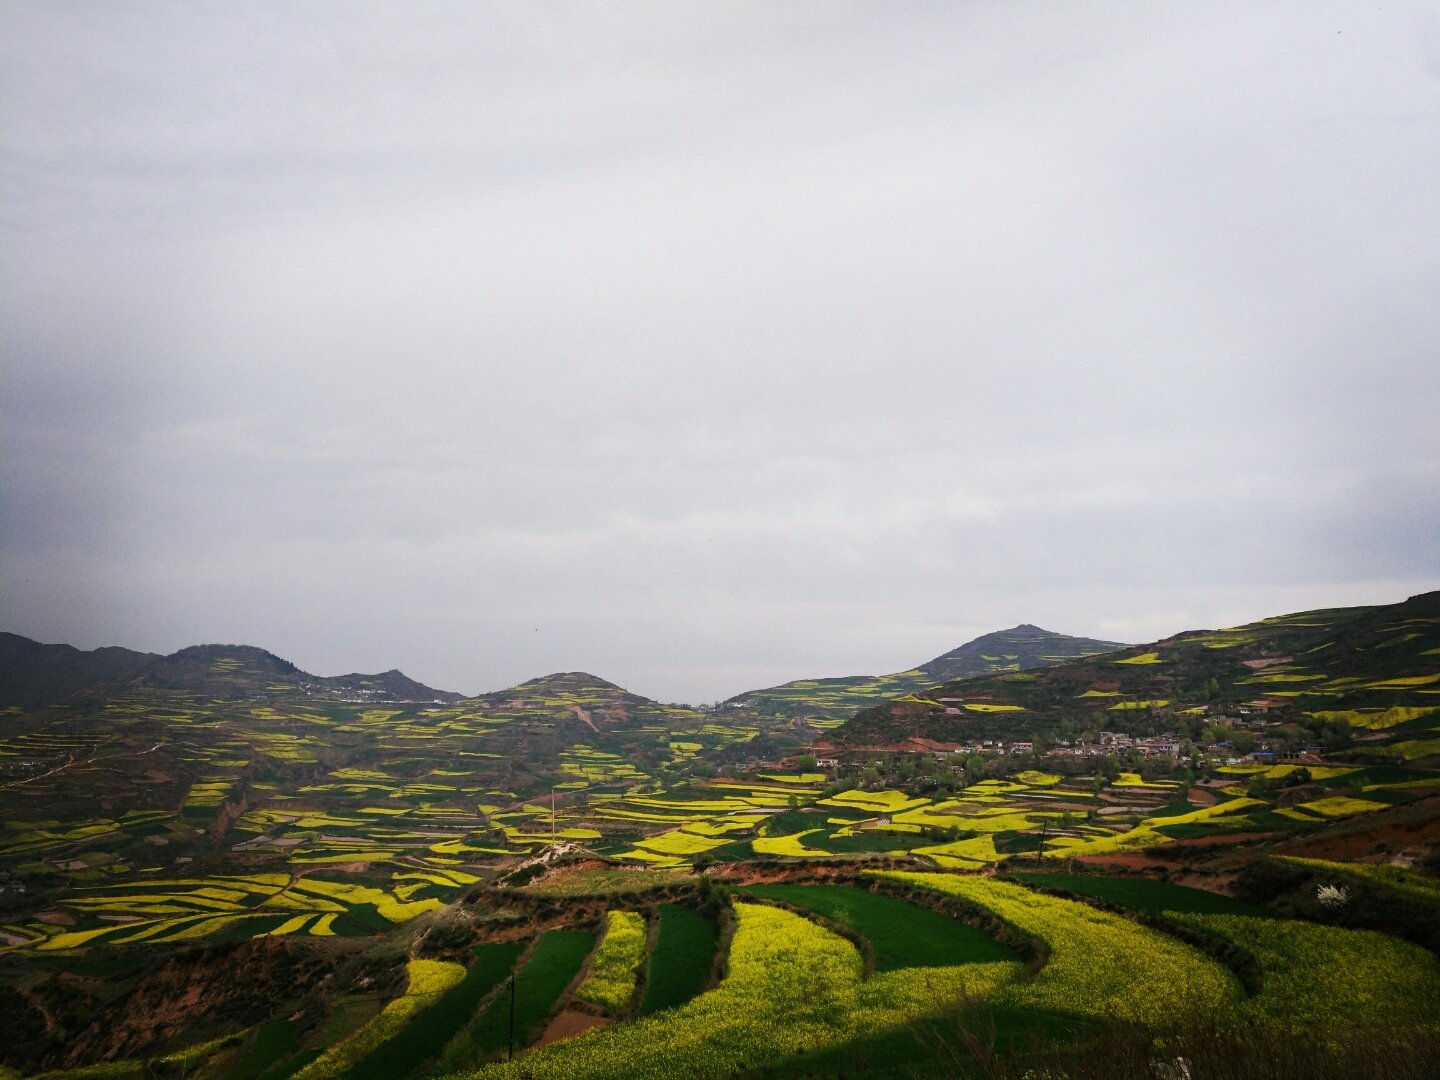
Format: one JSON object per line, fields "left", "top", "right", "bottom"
{"left": 282, "top": 876, "right": 443, "bottom": 923}
{"left": 875, "top": 873, "right": 1239, "bottom": 1025}
{"left": 1113, "top": 772, "right": 1178, "bottom": 789}
{"left": 911, "top": 834, "right": 1002, "bottom": 867}
{"left": 1292, "top": 795, "right": 1389, "bottom": 817}
{"left": 751, "top": 830, "right": 832, "bottom": 857}
{"left": 1171, "top": 914, "right": 1440, "bottom": 1027}
{"left": 1036, "top": 798, "right": 1264, "bottom": 857}
{"left": 1306, "top": 706, "right": 1438, "bottom": 730}
{"left": 1014, "top": 771, "right": 1061, "bottom": 786}
{"left": 820, "top": 789, "right": 931, "bottom": 813}
{"left": 577, "top": 911, "right": 648, "bottom": 1014}
{"left": 1276, "top": 856, "right": 1440, "bottom": 903}
{"left": 468, "top": 903, "right": 1020, "bottom": 1079}
{"left": 292, "top": 959, "right": 465, "bottom": 1080}
{"left": 632, "top": 830, "right": 727, "bottom": 856}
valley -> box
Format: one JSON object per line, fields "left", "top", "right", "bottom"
{"left": 2, "top": 596, "right": 1438, "bottom": 1078}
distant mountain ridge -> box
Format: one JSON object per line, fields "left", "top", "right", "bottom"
{"left": 722, "top": 624, "right": 1128, "bottom": 720}
{"left": 0, "top": 635, "right": 461, "bottom": 707}
{"left": 0, "top": 633, "right": 161, "bottom": 709}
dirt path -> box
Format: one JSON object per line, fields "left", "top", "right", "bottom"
{"left": 0, "top": 739, "right": 164, "bottom": 790}
{"left": 20, "top": 986, "right": 59, "bottom": 1036}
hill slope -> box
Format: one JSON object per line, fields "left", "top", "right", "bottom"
{"left": 723, "top": 625, "right": 1127, "bottom": 721}
{"left": 0, "top": 636, "right": 462, "bottom": 705}
{"left": 838, "top": 591, "right": 1440, "bottom": 761}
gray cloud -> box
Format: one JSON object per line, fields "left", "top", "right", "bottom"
{"left": 4, "top": 2, "right": 1439, "bottom": 702}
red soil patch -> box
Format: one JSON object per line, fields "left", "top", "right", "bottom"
{"left": 1186, "top": 786, "right": 1218, "bottom": 806}
{"left": 1172, "top": 870, "right": 1244, "bottom": 894}
{"left": 536, "top": 1009, "right": 610, "bottom": 1047}
{"left": 1167, "top": 831, "right": 1278, "bottom": 848}
{"left": 1074, "top": 854, "right": 1173, "bottom": 873}
{"left": 1074, "top": 832, "right": 1279, "bottom": 872}
{"left": 1274, "top": 807, "right": 1440, "bottom": 862}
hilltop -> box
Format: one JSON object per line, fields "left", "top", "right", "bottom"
{"left": 465, "top": 671, "right": 658, "bottom": 724}
{"left": 723, "top": 624, "right": 1126, "bottom": 722}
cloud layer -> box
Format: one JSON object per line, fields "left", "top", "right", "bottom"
{"left": 4, "top": 2, "right": 1439, "bottom": 701}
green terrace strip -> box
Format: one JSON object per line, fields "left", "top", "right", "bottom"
{"left": 469, "top": 903, "right": 1021, "bottom": 1080}
{"left": 737, "top": 883, "right": 1019, "bottom": 971}
{"left": 346, "top": 941, "right": 525, "bottom": 1080}
{"left": 576, "top": 911, "right": 648, "bottom": 1014}
{"left": 1169, "top": 913, "right": 1440, "bottom": 1027}
{"left": 1006, "top": 873, "right": 1271, "bottom": 918}
{"left": 222, "top": 1018, "right": 298, "bottom": 1080}
{"left": 875, "top": 873, "right": 1241, "bottom": 1025}
{"left": 289, "top": 959, "right": 466, "bottom": 1080}
{"left": 637, "top": 903, "right": 719, "bottom": 1016}
{"left": 465, "top": 929, "right": 596, "bottom": 1063}
{"left": 12, "top": 1034, "right": 243, "bottom": 1080}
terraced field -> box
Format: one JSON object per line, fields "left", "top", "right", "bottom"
{"left": 18, "top": 871, "right": 1434, "bottom": 1080}
{"left": 6, "top": 744, "right": 1437, "bottom": 958}
{"left": 3, "top": 598, "right": 1439, "bottom": 1078}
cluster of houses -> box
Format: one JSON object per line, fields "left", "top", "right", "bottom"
{"left": 809, "top": 732, "right": 1194, "bottom": 767}
{"left": 809, "top": 725, "right": 1324, "bottom": 772}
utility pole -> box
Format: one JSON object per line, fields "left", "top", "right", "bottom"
{"left": 551, "top": 785, "right": 557, "bottom": 848}
{"left": 507, "top": 974, "right": 516, "bottom": 1061}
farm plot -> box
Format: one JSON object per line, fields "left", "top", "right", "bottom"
{"left": 291, "top": 959, "right": 466, "bottom": 1080}
{"left": 470, "top": 903, "right": 1020, "bottom": 1080}
{"left": 523, "top": 868, "right": 691, "bottom": 897}
{"left": 1032, "top": 797, "right": 1266, "bottom": 857}
{"left": 1171, "top": 913, "right": 1440, "bottom": 1027}
{"left": 464, "top": 928, "right": 596, "bottom": 1063}
{"left": 347, "top": 940, "right": 526, "bottom": 1080}
{"left": 876, "top": 873, "right": 1241, "bottom": 1025}
{"left": 576, "top": 910, "right": 648, "bottom": 1014}
{"left": 638, "top": 903, "right": 719, "bottom": 1016}
{"left": 1274, "top": 856, "right": 1440, "bottom": 904}
{"left": 17, "top": 872, "right": 437, "bottom": 950}
{"left": 738, "top": 883, "right": 1018, "bottom": 971}
{"left": 1007, "top": 873, "right": 1268, "bottom": 917}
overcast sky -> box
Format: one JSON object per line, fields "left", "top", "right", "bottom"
{"left": 3, "top": 2, "right": 1438, "bottom": 704}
